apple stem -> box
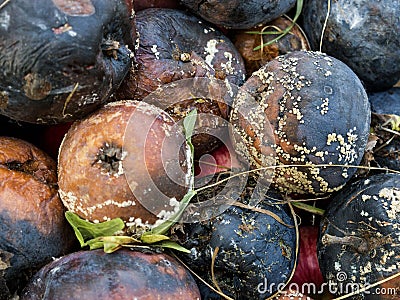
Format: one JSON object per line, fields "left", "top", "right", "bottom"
{"left": 321, "top": 233, "right": 370, "bottom": 254}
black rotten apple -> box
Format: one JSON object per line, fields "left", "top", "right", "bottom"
{"left": 318, "top": 173, "right": 400, "bottom": 299}
{"left": 230, "top": 50, "right": 371, "bottom": 195}
{"left": 301, "top": 0, "right": 400, "bottom": 92}
{"left": 174, "top": 174, "right": 297, "bottom": 299}
{"left": 179, "top": 0, "right": 297, "bottom": 29}
{"left": 0, "top": 0, "right": 136, "bottom": 124}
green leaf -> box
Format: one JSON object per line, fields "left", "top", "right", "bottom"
{"left": 183, "top": 109, "right": 197, "bottom": 141}
{"left": 148, "top": 190, "right": 197, "bottom": 236}
{"left": 103, "top": 242, "right": 122, "bottom": 253}
{"left": 156, "top": 240, "right": 191, "bottom": 253}
{"left": 85, "top": 239, "right": 105, "bottom": 250}
{"left": 65, "top": 211, "right": 125, "bottom": 247}
{"left": 140, "top": 233, "right": 170, "bottom": 244}
{"left": 387, "top": 114, "right": 400, "bottom": 131}
{"left": 86, "top": 236, "right": 139, "bottom": 253}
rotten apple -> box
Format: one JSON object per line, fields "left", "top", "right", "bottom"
{"left": 174, "top": 174, "right": 297, "bottom": 299}
{"left": 0, "top": 136, "right": 76, "bottom": 297}
{"left": 133, "top": 0, "right": 180, "bottom": 11}
{"left": 116, "top": 8, "right": 246, "bottom": 101}
{"left": 0, "top": 0, "right": 136, "bottom": 124}
{"left": 58, "top": 100, "right": 191, "bottom": 229}
{"left": 230, "top": 50, "right": 371, "bottom": 195}
{"left": 230, "top": 16, "right": 310, "bottom": 77}
{"left": 179, "top": 0, "right": 297, "bottom": 29}
{"left": 21, "top": 249, "right": 201, "bottom": 299}
{"left": 301, "top": 0, "right": 400, "bottom": 92}
{"left": 318, "top": 173, "right": 400, "bottom": 299}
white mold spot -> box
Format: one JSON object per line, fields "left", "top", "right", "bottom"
{"left": 151, "top": 44, "right": 160, "bottom": 59}
{"left": 0, "top": 11, "right": 10, "bottom": 30}
{"left": 204, "top": 39, "right": 219, "bottom": 67}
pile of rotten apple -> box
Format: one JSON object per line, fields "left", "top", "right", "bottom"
{"left": 0, "top": 0, "right": 399, "bottom": 299}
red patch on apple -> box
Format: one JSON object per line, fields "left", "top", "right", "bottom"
{"left": 290, "top": 226, "right": 324, "bottom": 289}
{"left": 195, "top": 141, "right": 242, "bottom": 178}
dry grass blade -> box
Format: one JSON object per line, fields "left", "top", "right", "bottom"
{"left": 320, "top": 0, "right": 332, "bottom": 52}
{"left": 380, "top": 126, "right": 400, "bottom": 137}
{"left": 232, "top": 201, "right": 294, "bottom": 228}
{"left": 211, "top": 246, "right": 223, "bottom": 294}
{"left": 373, "top": 134, "right": 396, "bottom": 153}
{"left": 195, "top": 159, "right": 231, "bottom": 170}
{"left": 62, "top": 82, "right": 79, "bottom": 117}
{"left": 291, "top": 201, "right": 325, "bottom": 215}
{"left": 265, "top": 198, "right": 301, "bottom": 300}
{"left": 0, "top": 0, "right": 11, "bottom": 10}
{"left": 273, "top": 195, "right": 330, "bottom": 204}
{"left": 196, "top": 163, "right": 400, "bottom": 195}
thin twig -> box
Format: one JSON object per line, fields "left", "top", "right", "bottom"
{"left": 373, "top": 134, "right": 396, "bottom": 153}
{"left": 380, "top": 126, "right": 400, "bottom": 137}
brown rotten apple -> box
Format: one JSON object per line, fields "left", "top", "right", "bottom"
{"left": 0, "top": 137, "right": 76, "bottom": 297}
{"left": 0, "top": 0, "right": 136, "bottom": 124}
{"left": 58, "top": 100, "right": 191, "bottom": 228}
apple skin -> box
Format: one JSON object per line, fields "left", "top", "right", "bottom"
{"left": 0, "top": 0, "right": 136, "bottom": 124}
{"left": 229, "top": 50, "right": 371, "bottom": 196}
{"left": 133, "top": 0, "right": 180, "bottom": 11}
{"left": 0, "top": 136, "right": 77, "bottom": 296}
{"left": 58, "top": 100, "right": 190, "bottom": 226}
{"left": 20, "top": 249, "right": 201, "bottom": 299}
{"left": 179, "top": 0, "right": 296, "bottom": 29}
{"left": 318, "top": 173, "right": 400, "bottom": 299}
{"left": 290, "top": 226, "right": 324, "bottom": 289}
{"left": 38, "top": 122, "right": 73, "bottom": 160}
{"left": 195, "top": 140, "right": 242, "bottom": 178}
